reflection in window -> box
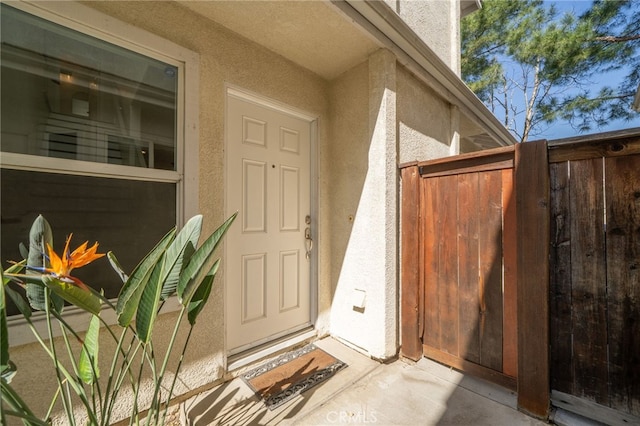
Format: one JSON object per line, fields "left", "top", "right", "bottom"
{"left": 0, "top": 4, "right": 182, "bottom": 316}
{"left": 1, "top": 169, "right": 177, "bottom": 316}
{"left": 0, "top": 4, "right": 177, "bottom": 170}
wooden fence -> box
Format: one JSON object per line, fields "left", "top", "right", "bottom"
{"left": 400, "top": 134, "right": 640, "bottom": 423}
{"left": 548, "top": 135, "right": 640, "bottom": 424}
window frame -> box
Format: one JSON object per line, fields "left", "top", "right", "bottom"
{"left": 3, "top": 1, "right": 200, "bottom": 346}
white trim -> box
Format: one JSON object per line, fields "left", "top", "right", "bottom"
{"left": 309, "top": 118, "right": 319, "bottom": 326}
{"left": 226, "top": 86, "right": 317, "bottom": 123}
{"left": 7, "top": 297, "right": 181, "bottom": 347}
{"left": 3, "top": 1, "right": 200, "bottom": 344}
{"left": 2, "top": 153, "right": 181, "bottom": 183}
{"left": 17, "top": 1, "right": 195, "bottom": 65}
{"left": 227, "top": 328, "right": 317, "bottom": 372}
{"left": 182, "top": 50, "right": 200, "bottom": 223}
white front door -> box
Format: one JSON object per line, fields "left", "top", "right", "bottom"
{"left": 225, "top": 90, "right": 313, "bottom": 353}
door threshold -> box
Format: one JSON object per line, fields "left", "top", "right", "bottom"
{"left": 227, "top": 327, "right": 316, "bottom": 372}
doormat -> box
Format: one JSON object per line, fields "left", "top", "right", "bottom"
{"left": 241, "top": 344, "right": 347, "bottom": 410}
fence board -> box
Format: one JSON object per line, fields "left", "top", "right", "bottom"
{"left": 549, "top": 161, "right": 574, "bottom": 394}
{"left": 457, "top": 172, "right": 481, "bottom": 364}
{"left": 502, "top": 168, "right": 517, "bottom": 378}
{"left": 515, "top": 141, "right": 550, "bottom": 418}
{"left": 478, "top": 170, "right": 503, "bottom": 372}
{"left": 400, "top": 166, "right": 422, "bottom": 360}
{"left": 548, "top": 136, "right": 640, "bottom": 163}
{"left": 569, "top": 159, "right": 608, "bottom": 405}
{"left": 437, "top": 175, "right": 459, "bottom": 356}
{"left": 422, "top": 178, "right": 440, "bottom": 348}
{"left": 605, "top": 154, "right": 640, "bottom": 416}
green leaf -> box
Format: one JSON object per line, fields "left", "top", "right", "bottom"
{"left": 116, "top": 228, "right": 176, "bottom": 327}
{"left": 42, "top": 276, "right": 102, "bottom": 316}
{"left": 107, "top": 251, "right": 128, "bottom": 284}
{"left": 187, "top": 259, "right": 219, "bottom": 325}
{"left": 135, "top": 261, "right": 164, "bottom": 343}
{"left": 0, "top": 271, "right": 9, "bottom": 377}
{"left": 177, "top": 213, "right": 236, "bottom": 304}
{"left": 3, "top": 260, "right": 31, "bottom": 321}
{"left": 26, "top": 215, "right": 53, "bottom": 311}
{"left": 2, "top": 260, "right": 26, "bottom": 285}
{"left": 4, "top": 285, "right": 31, "bottom": 320}
{"left": 78, "top": 313, "right": 100, "bottom": 384}
{"left": 160, "top": 215, "right": 202, "bottom": 301}
{"left": 18, "top": 242, "right": 28, "bottom": 260}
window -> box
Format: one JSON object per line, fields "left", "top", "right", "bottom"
{"left": 1, "top": 2, "right": 198, "bottom": 325}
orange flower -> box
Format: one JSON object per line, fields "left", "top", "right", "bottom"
{"left": 46, "top": 234, "right": 105, "bottom": 287}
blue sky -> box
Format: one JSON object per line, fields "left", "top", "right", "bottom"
{"left": 539, "top": 1, "right": 640, "bottom": 139}
{"left": 492, "top": 1, "right": 640, "bottom": 140}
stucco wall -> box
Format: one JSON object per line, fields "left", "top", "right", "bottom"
{"left": 8, "top": 1, "right": 330, "bottom": 423}
{"left": 326, "top": 60, "right": 370, "bottom": 349}
{"left": 397, "top": 65, "right": 453, "bottom": 164}
{"left": 328, "top": 50, "right": 398, "bottom": 360}
{"left": 383, "top": 0, "right": 460, "bottom": 73}
{"left": 327, "top": 54, "right": 458, "bottom": 360}
{"left": 6, "top": 1, "right": 466, "bottom": 422}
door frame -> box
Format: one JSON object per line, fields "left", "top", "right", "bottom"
{"left": 223, "top": 85, "right": 319, "bottom": 359}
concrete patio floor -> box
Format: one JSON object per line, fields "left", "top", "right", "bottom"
{"left": 181, "top": 337, "right": 548, "bottom": 425}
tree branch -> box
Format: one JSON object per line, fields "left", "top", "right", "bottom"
{"left": 594, "top": 34, "right": 640, "bottom": 43}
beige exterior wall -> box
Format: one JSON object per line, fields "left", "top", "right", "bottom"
{"left": 398, "top": 65, "right": 453, "bottom": 163}
{"left": 7, "top": 1, "right": 468, "bottom": 423}
{"left": 326, "top": 51, "right": 457, "bottom": 359}
{"left": 9, "top": 2, "right": 330, "bottom": 423}
{"left": 383, "top": 0, "right": 461, "bottom": 73}
{"left": 327, "top": 51, "right": 399, "bottom": 359}
{"left": 325, "top": 60, "right": 370, "bottom": 333}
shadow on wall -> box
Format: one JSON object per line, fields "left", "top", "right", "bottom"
{"left": 325, "top": 51, "right": 401, "bottom": 358}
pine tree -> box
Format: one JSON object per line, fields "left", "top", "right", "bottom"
{"left": 462, "top": 0, "right": 639, "bottom": 142}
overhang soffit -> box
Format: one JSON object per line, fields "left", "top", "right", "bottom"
{"left": 177, "top": 0, "right": 379, "bottom": 80}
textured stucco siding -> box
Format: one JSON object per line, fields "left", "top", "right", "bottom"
{"left": 398, "top": 64, "right": 453, "bottom": 164}
{"left": 7, "top": 1, "right": 465, "bottom": 423}
{"left": 9, "top": 2, "right": 330, "bottom": 423}
{"left": 383, "top": 0, "right": 460, "bottom": 73}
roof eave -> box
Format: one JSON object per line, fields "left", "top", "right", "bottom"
{"left": 330, "top": 0, "right": 516, "bottom": 147}
{"left": 461, "top": 0, "right": 483, "bottom": 18}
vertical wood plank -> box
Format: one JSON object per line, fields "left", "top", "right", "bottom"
{"left": 457, "top": 172, "right": 481, "bottom": 364}
{"left": 400, "top": 166, "right": 422, "bottom": 360}
{"left": 570, "top": 158, "right": 608, "bottom": 405}
{"left": 605, "top": 154, "right": 640, "bottom": 416}
{"left": 478, "top": 170, "right": 504, "bottom": 372}
{"left": 549, "top": 161, "right": 574, "bottom": 394}
{"left": 502, "top": 168, "right": 518, "bottom": 378}
{"left": 423, "top": 177, "right": 440, "bottom": 348}
{"left": 515, "top": 140, "right": 550, "bottom": 419}
{"left": 438, "top": 175, "right": 459, "bottom": 356}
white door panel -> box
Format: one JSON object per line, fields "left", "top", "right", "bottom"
{"left": 226, "top": 93, "right": 312, "bottom": 352}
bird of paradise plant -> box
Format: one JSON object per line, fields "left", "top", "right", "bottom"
{"left": 0, "top": 213, "right": 236, "bottom": 425}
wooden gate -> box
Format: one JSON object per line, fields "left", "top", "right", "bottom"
{"left": 400, "top": 142, "right": 550, "bottom": 418}
{"left": 419, "top": 147, "right": 517, "bottom": 389}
